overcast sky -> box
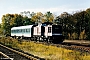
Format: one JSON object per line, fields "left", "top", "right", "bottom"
{"left": 0, "top": 0, "right": 90, "bottom": 23}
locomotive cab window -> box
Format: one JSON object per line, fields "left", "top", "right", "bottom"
{"left": 48, "top": 27, "right": 51, "bottom": 33}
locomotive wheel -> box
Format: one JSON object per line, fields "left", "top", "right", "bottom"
{"left": 46, "top": 38, "right": 49, "bottom": 43}
{"left": 39, "top": 37, "right": 43, "bottom": 42}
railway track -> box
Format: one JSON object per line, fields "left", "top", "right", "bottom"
{"left": 0, "top": 44, "right": 45, "bottom": 60}
{"left": 0, "top": 51, "right": 13, "bottom": 60}
{"left": 54, "top": 44, "right": 90, "bottom": 53}
{"left": 61, "top": 40, "right": 90, "bottom": 53}
{"left": 33, "top": 40, "right": 90, "bottom": 53}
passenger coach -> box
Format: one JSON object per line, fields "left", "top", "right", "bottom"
{"left": 11, "top": 25, "right": 33, "bottom": 38}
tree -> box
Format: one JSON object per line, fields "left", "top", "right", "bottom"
{"left": 86, "top": 8, "right": 90, "bottom": 39}
{"left": 53, "top": 16, "right": 63, "bottom": 25}
{"left": 13, "top": 14, "right": 23, "bottom": 27}
{"left": 59, "top": 12, "right": 73, "bottom": 39}
{"left": 73, "top": 11, "right": 90, "bottom": 39}
{"left": 1, "top": 14, "right": 24, "bottom": 36}
{"left": 2, "top": 14, "right": 12, "bottom": 36}
{"left": 35, "top": 12, "right": 43, "bottom": 24}
{"left": 44, "top": 11, "right": 54, "bottom": 22}
{"left": 23, "top": 16, "right": 33, "bottom": 25}
{"left": 0, "top": 24, "right": 3, "bottom": 35}
{"left": 31, "top": 12, "right": 44, "bottom": 24}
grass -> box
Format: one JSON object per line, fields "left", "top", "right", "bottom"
{"left": 0, "top": 37, "right": 90, "bottom": 60}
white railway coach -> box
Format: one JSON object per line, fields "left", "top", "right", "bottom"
{"left": 11, "top": 25, "right": 33, "bottom": 38}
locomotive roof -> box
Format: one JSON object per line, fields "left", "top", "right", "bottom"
{"left": 42, "top": 22, "right": 53, "bottom": 26}
{"left": 11, "top": 25, "right": 33, "bottom": 30}
{"left": 42, "top": 22, "right": 53, "bottom": 24}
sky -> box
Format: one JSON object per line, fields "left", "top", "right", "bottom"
{"left": 0, "top": 0, "right": 90, "bottom": 23}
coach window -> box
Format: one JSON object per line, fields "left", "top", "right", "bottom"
{"left": 26, "top": 29, "right": 28, "bottom": 32}
{"left": 11, "top": 30, "right": 13, "bottom": 33}
{"left": 18, "top": 29, "right": 20, "bottom": 33}
{"left": 22, "top": 29, "right": 25, "bottom": 33}
{"left": 15, "top": 30, "right": 17, "bottom": 33}
{"left": 20, "top": 29, "right": 22, "bottom": 32}
{"left": 28, "top": 29, "right": 30, "bottom": 32}
{"left": 26, "top": 29, "right": 29, "bottom": 32}
{"left": 13, "top": 30, "right": 15, "bottom": 33}
{"left": 48, "top": 27, "right": 51, "bottom": 33}
{"left": 12, "top": 30, "right": 14, "bottom": 33}
{"left": 16, "top": 30, "right": 18, "bottom": 33}
{"left": 17, "top": 30, "right": 18, "bottom": 33}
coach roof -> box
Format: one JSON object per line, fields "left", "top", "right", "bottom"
{"left": 11, "top": 25, "right": 33, "bottom": 30}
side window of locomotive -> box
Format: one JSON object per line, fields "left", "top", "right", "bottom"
{"left": 48, "top": 27, "right": 51, "bottom": 33}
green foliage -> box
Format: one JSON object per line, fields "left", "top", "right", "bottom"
{"left": 23, "top": 17, "right": 33, "bottom": 25}
{"left": 2, "top": 14, "right": 12, "bottom": 36}
{"left": 13, "top": 14, "right": 23, "bottom": 27}
{"left": 44, "top": 11, "right": 54, "bottom": 22}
